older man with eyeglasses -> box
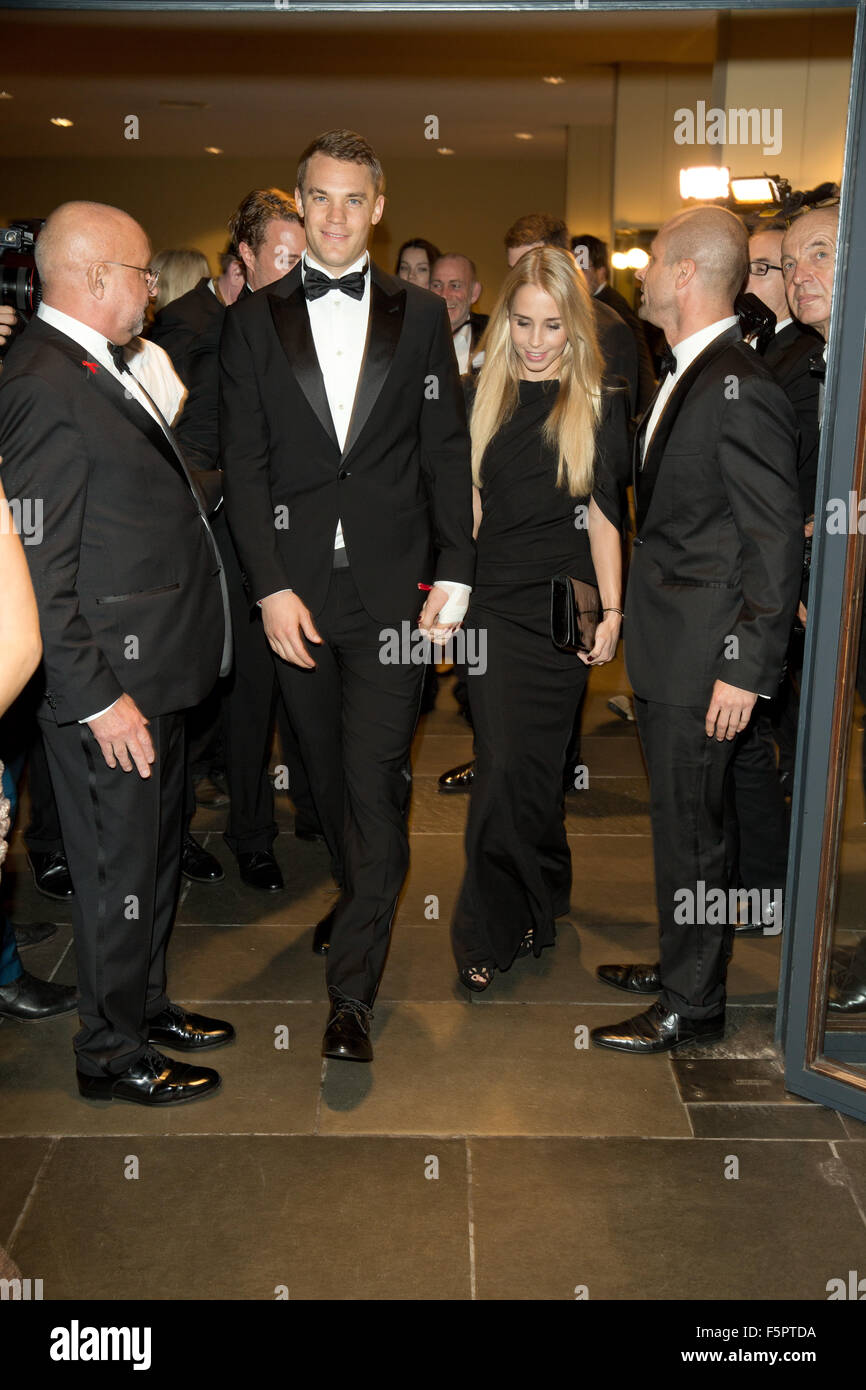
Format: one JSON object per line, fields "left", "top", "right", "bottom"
{"left": 0, "top": 200, "right": 235, "bottom": 1106}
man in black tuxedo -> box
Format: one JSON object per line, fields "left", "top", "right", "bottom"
{"left": 430, "top": 253, "right": 488, "bottom": 374}
{"left": 724, "top": 221, "right": 823, "bottom": 929}
{"left": 746, "top": 222, "right": 822, "bottom": 516}
{"left": 572, "top": 233, "right": 657, "bottom": 414}
{"left": 221, "top": 130, "right": 474, "bottom": 1061}
{"left": 591, "top": 205, "right": 803, "bottom": 1054}
{"left": 0, "top": 201, "right": 234, "bottom": 1104}
{"left": 150, "top": 190, "right": 319, "bottom": 894}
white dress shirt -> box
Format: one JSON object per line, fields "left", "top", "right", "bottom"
{"left": 453, "top": 321, "right": 473, "bottom": 375}
{"left": 642, "top": 316, "right": 739, "bottom": 460}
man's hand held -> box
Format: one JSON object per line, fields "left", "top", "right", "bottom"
{"left": 418, "top": 584, "right": 464, "bottom": 644}
{"left": 705, "top": 679, "right": 758, "bottom": 741}
{"left": 260, "top": 590, "right": 322, "bottom": 668}
{"left": 87, "top": 693, "right": 155, "bottom": 777}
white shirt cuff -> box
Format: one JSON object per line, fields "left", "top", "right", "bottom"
{"left": 258, "top": 588, "right": 293, "bottom": 607}
{"left": 80, "top": 697, "right": 120, "bottom": 724}
{"left": 432, "top": 579, "right": 471, "bottom": 625}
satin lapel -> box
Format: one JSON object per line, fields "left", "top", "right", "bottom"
{"left": 342, "top": 272, "right": 406, "bottom": 460}
{"left": 636, "top": 325, "right": 742, "bottom": 532}
{"left": 267, "top": 285, "right": 340, "bottom": 454}
{"left": 38, "top": 330, "right": 189, "bottom": 489}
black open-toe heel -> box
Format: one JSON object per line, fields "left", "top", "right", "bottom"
{"left": 459, "top": 964, "right": 495, "bottom": 993}
{"left": 516, "top": 928, "right": 534, "bottom": 959}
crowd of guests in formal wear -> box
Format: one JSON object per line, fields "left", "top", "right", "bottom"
{"left": 0, "top": 125, "right": 859, "bottom": 1113}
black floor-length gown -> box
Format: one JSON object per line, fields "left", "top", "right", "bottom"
{"left": 451, "top": 377, "right": 628, "bottom": 973}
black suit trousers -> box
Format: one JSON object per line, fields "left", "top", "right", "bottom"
{"left": 273, "top": 567, "right": 424, "bottom": 1005}
{"left": 635, "top": 696, "right": 738, "bottom": 1019}
{"left": 41, "top": 711, "right": 186, "bottom": 1075}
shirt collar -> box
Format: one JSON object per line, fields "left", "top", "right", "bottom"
{"left": 671, "top": 316, "right": 739, "bottom": 376}
{"left": 775, "top": 316, "right": 793, "bottom": 334}
{"left": 302, "top": 249, "right": 369, "bottom": 281}
{"left": 37, "top": 302, "right": 119, "bottom": 372}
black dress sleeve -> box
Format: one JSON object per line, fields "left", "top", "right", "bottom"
{"left": 590, "top": 387, "right": 630, "bottom": 531}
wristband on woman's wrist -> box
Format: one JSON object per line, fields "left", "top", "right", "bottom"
{"left": 602, "top": 607, "right": 624, "bottom": 617}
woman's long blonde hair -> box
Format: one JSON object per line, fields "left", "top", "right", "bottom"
{"left": 151, "top": 248, "right": 211, "bottom": 313}
{"left": 471, "top": 247, "right": 604, "bottom": 497}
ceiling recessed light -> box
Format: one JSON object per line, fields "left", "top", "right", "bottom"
{"left": 542, "top": 76, "right": 565, "bottom": 85}
{"left": 204, "top": 146, "right": 223, "bottom": 155}
{"left": 0, "top": 92, "right": 14, "bottom": 101}
{"left": 437, "top": 147, "right": 455, "bottom": 156}
{"left": 514, "top": 132, "right": 534, "bottom": 141}
{"left": 50, "top": 117, "right": 74, "bottom": 128}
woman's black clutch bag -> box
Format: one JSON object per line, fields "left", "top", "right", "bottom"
{"left": 550, "top": 575, "right": 601, "bottom": 654}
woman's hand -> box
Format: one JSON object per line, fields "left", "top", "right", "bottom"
{"left": 579, "top": 612, "right": 622, "bottom": 666}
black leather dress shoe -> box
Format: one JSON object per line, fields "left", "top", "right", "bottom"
{"left": 238, "top": 849, "right": 284, "bottom": 891}
{"left": 312, "top": 905, "right": 336, "bottom": 955}
{"left": 181, "top": 834, "right": 224, "bottom": 884}
{"left": 148, "top": 1002, "right": 235, "bottom": 1050}
{"left": 13, "top": 921, "right": 59, "bottom": 951}
{"left": 77, "top": 1048, "right": 220, "bottom": 1106}
{"left": 295, "top": 815, "right": 326, "bottom": 844}
{"left": 591, "top": 1000, "right": 725, "bottom": 1054}
{"left": 597, "top": 962, "right": 661, "bottom": 994}
{"left": 0, "top": 970, "right": 78, "bottom": 1021}
{"left": 438, "top": 760, "right": 475, "bottom": 793}
{"left": 322, "top": 998, "right": 373, "bottom": 1062}
{"left": 27, "top": 850, "right": 74, "bottom": 900}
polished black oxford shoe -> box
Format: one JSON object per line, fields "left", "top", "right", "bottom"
{"left": 437, "top": 760, "right": 475, "bottom": 793}
{"left": 312, "top": 905, "right": 336, "bottom": 956}
{"left": 591, "top": 1000, "right": 725, "bottom": 1054}
{"left": 237, "top": 849, "right": 284, "bottom": 892}
{"left": 597, "top": 962, "right": 661, "bottom": 994}
{"left": 77, "top": 1048, "right": 221, "bottom": 1105}
{"left": 322, "top": 998, "right": 373, "bottom": 1062}
{"left": 148, "top": 1002, "right": 235, "bottom": 1050}
{"left": 0, "top": 970, "right": 78, "bottom": 1021}
{"left": 181, "top": 834, "right": 224, "bottom": 884}
{"left": 27, "top": 850, "right": 74, "bottom": 900}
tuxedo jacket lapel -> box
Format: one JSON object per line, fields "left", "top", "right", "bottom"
{"left": 268, "top": 282, "right": 341, "bottom": 454}
{"left": 635, "top": 324, "right": 742, "bottom": 532}
{"left": 343, "top": 270, "right": 406, "bottom": 460}
{"left": 37, "top": 324, "right": 190, "bottom": 490}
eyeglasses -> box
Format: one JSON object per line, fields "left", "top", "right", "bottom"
{"left": 101, "top": 261, "right": 160, "bottom": 292}
{"left": 749, "top": 261, "right": 782, "bottom": 277}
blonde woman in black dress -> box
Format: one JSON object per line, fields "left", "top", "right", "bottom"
{"left": 452, "top": 247, "right": 629, "bottom": 991}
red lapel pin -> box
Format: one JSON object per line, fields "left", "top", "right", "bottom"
{"left": 82, "top": 360, "right": 99, "bottom": 375}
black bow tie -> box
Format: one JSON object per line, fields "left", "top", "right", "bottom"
{"left": 658, "top": 348, "right": 677, "bottom": 381}
{"left": 108, "top": 342, "right": 129, "bottom": 375}
{"left": 303, "top": 265, "right": 368, "bottom": 302}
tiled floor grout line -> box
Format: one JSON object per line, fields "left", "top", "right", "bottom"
{"left": 314, "top": 1059, "right": 327, "bottom": 1135}
{"left": 465, "top": 1139, "right": 477, "bottom": 1300}
{"left": 829, "top": 1140, "right": 866, "bottom": 1232}
{"left": 7, "top": 1135, "right": 59, "bottom": 1256}
{"left": 46, "top": 939, "right": 72, "bottom": 985}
